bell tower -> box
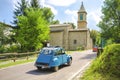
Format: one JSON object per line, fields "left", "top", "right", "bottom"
{"left": 77, "top": 2, "right": 87, "bottom": 29}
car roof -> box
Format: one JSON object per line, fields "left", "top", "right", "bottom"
{"left": 42, "top": 46, "right": 63, "bottom": 50}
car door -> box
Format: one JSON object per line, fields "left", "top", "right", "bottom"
{"left": 62, "top": 49, "right": 68, "bottom": 64}
{"left": 55, "top": 49, "right": 63, "bottom": 65}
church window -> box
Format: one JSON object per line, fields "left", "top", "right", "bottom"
{"left": 74, "top": 40, "right": 77, "bottom": 44}
{"left": 80, "top": 14, "right": 83, "bottom": 20}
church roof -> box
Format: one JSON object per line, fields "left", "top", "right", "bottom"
{"left": 69, "top": 28, "right": 88, "bottom": 32}
{"left": 50, "top": 24, "right": 71, "bottom": 27}
{"left": 78, "top": 2, "right": 86, "bottom": 13}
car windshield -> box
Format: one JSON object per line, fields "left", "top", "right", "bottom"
{"left": 41, "top": 49, "right": 53, "bottom": 55}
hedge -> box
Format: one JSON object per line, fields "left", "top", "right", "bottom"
{"left": 81, "top": 44, "right": 120, "bottom": 80}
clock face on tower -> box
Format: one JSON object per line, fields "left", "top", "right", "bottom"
{"left": 80, "top": 14, "right": 83, "bottom": 20}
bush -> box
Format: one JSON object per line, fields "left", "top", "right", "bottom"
{"left": 98, "top": 44, "right": 120, "bottom": 77}
{"left": 0, "top": 46, "right": 9, "bottom": 53}
{"left": 81, "top": 44, "right": 120, "bottom": 80}
{"left": 105, "top": 38, "right": 115, "bottom": 46}
{"left": 77, "top": 45, "right": 85, "bottom": 50}
{"left": 0, "top": 46, "right": 5, "bottom": 53}
{"left": 8, "top": 45, "right": 18, "bottom": 52}
{"left": 0, "top": 44, "right": 21, "bottom": 53}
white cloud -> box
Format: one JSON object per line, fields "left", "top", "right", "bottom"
{"left": 40, "top": 0, "right": 45, "bottom": 6}
{"left": 47, "top": 0, "right": 77, "bottom": 6}
{"left": 44, "top": 5, "right": 58, "bottom": 15}
{"left": 88, "top": 8, "right": 102, "bottom": 24}
{"left": 87, "top": 8, "right": 102, "bottom": 30}
{"left": 65, "top": 9, "right": 77, "bottom": 26}
{"left": 40, "top": 0, "right": 58, "bottom": 15}
{"left": 65, "top": 9, "right": 77, "bottom": 16}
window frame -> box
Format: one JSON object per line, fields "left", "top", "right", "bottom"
{"left": 80, "top": 14, "right": 83, "bottom": 20}
{"left": 74, "top": 40, "right": 77, "bottom": 44}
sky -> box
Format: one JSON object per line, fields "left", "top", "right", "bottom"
{"left": 0, "top": 0, "right": 104, "bottom": 31}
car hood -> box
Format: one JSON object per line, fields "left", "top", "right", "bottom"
{"left": 36, "top": 54, "right": 52, "bottom": 63}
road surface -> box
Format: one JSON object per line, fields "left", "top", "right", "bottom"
{"left": 0, "top": 50, "right": 96, "bottom": 80}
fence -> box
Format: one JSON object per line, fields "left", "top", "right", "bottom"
{"left": 0, "top": 51, "right": 39, "bottom": 62}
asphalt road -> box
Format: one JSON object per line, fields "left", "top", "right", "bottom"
{"left": 0, "top": 50, "right": 96, "bottom": 80}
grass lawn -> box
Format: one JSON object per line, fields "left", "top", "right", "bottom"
{"left": 0, "top": 57, "right": 36, "bottom": 69}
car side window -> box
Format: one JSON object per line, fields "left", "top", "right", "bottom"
{"left": 55, "top": 49, "right": 62, "bottom": 55}
{"left": 62, "top": 49, "right": 65, "bottom": 54}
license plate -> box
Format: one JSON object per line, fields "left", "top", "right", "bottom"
{"left": 41, "top": 65, "right": 48, "bottom": 68}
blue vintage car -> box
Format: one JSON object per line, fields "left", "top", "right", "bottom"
{"left": 35, "top": 46, "right": 72, "bottom": 71}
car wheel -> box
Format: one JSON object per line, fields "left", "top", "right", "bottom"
{"left": 53, "top": 66, "right": 59, "bottom": 72}
{"left": 68, "top": 59, "right": 72, "bottom": 66}
{"left": 37, "top": 67, "right": 42, "bottom": 70}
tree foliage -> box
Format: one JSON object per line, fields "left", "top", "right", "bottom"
{"left": 41, "top": 7, "right": 55, "bottom": 24}
{"left": 0, "top": 23, "right": 6, "bottom": 46}
{"left": 13, "top": 0, "right": 59, "bottom": 26}
{"left": 30, "top": 0, "right": 40, "bottom": 8}
{"left": 14, "top": 8, "right": 50, "bottom": 52}
{"left": 0, "top": 22, "right": 13, "bottom": 46}
{"left": 30, "top": 0, "right": 57, "bottom": 24}
{"left": 13, "top": 0, "right": 28, "bottom": 26}
{"left": 98, "top": 0, "right": 120, "bottom": 43}
{"left": 90, "top": 30, "right": 99, "bottom": 46}
{"left": 51, "top": 20, "right": 60, "bottom": 24}
{"left": 12, "top": 0, "right": 59, "bottom": 52}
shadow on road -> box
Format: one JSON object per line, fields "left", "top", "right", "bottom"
{"left": 80, "top": 53, "right": 97, "bottom": 60}
{"left": 26, "top": 69, "right": 53, "bottom": 75}
{"left": 26, "top": 65, "right": 68, "bottom": 75}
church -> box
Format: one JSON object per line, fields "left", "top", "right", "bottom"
{"left": 49, "top": 2, "right": 92, "bottom": 50}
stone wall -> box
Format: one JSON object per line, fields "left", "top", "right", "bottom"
{"left": 50, "top": 31, "right": 63, "bottom": 47}
{"left": 68, "top": 29, "right": 87, "bottom": 50}
{"left": 86, "top": 30, "right": 93, "bottom": 49}
{"left": 49, "top": 24, "right": 72, "bottom": 50}
{"left": 49, "top": 24, "right": 92, "bottom": 50}
{"left": 77, "top": 21, "right": 87, "bottom": 29}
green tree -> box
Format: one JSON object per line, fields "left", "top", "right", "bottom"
{"left": 41, "top": 7, "right": 55, "bottom": 24}
{"left": 12, "top": 0, "right": 58, "bottom": 52}
{"left": 14, "top": 8, "right": 50, "bottom": 52}
{"left": 90, "top": 30, "right": 99, "bottom": 46}
{"left": 12, "top": 0, "right": 28, "bottom": 26}
{"left": 0, "top": 23, "right": 6, "bottom": 46}
{"left": 0, "top": 22, "right": 12, "bottom": 46}
{"left": 30, "top": 0, "right": 40, "bottom": 8}
{"left": 98, "top": 0, "right": 120, "bottom": 43}
{"left": 30, "top": 0, "right": 57, "bottom": 24}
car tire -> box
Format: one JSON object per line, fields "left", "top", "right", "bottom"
{"left": 68, "top": 59, "right": 72, "bottom": 66}
{"left": 37, "top": 67, "right": 42, "bottom": 70}
{"left": 53, "top": 66, "right": 59, "bottom": 72}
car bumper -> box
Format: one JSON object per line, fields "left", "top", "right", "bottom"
{"left": 35, "top": 63, "right": 50, "bottom": 68}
